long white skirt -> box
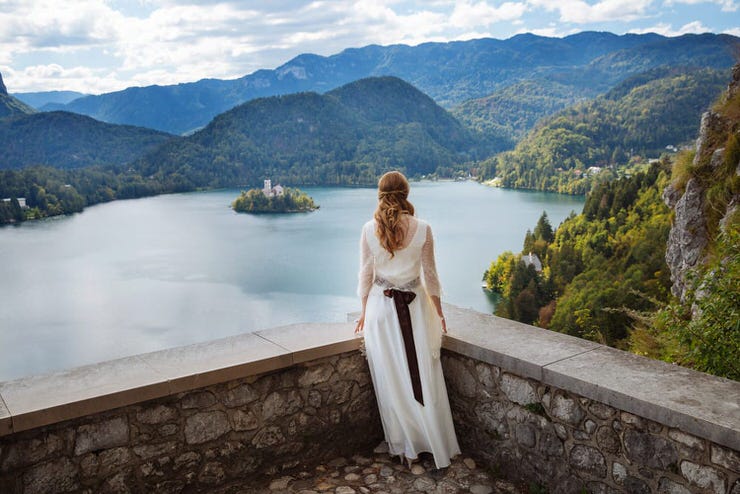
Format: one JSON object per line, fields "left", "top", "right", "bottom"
{"left": 363, "top": 284, "right": 461, "bottom": 469}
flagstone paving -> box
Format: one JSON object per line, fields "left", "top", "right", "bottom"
{"left": 234, "top": 444, "right": 526, "bottom": 494}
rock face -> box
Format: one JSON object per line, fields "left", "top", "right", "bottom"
{"left": 665, "top": 177, "right": 709, "bottom": 299}
{"left": 664, "top": 64, "right": 740, "bottom": 300}
{"left": 0, "top": 72, "right": 7, "bottom": 95}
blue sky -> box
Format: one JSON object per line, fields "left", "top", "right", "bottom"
{"left": 1, "top": 0, "right": 738, "bottom": 94}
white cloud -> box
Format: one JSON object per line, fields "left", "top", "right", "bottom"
{"left": 664, "top": 0, "right": 738, "bottom": 12}
{"left": 0, "top": 0, "right": 734, "bottom": 93}
{"left": 449, "top": 1, "right": 528, "bottom": 28}
{"left": 723, "top": 26, "right": 740, "bottom": 36}
{"left": 1, "top": 63, "right": 123, "bottom": 94}
{"left": 528, "top": 0, "right": 654, "bottom": 23}
{"left": 628, "top": 20, "right": 711, "bottom": 35}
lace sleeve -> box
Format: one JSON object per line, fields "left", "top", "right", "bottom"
{"left": 421, "top": 224, "right": 442, "bottom": 298}
{"left": 357, "top": 226, "right": 374, "bottom": 298}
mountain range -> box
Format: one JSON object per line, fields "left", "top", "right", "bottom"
{"left": 135, "top": 76, "right": 476, "bottom": 187}
{"left": 31, "top": 32, "right": 739, "bottom": 135}
{"left": 0, "top": 110, "right": 172, "bottom": 169}
{"left": 13, "top": 91, "right": 88, "bottom": 109}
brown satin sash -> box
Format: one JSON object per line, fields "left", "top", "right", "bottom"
{"left": 383, "top": 288, "right": 424, "bottom": 406}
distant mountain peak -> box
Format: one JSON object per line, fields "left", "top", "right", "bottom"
{"left": 0, "top": 72, "right": 7, "bottom": 96}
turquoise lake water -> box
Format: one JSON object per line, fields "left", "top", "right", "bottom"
{"left": 0, "top": 181, "right": 583, "bottom": 380}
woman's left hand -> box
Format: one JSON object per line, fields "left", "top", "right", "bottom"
{"left": 441, "top": 317, "right": 447, "bottom": 334}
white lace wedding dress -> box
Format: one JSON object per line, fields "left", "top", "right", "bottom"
{"left": 357, "top": 215, "right": 460, "bottom": 469}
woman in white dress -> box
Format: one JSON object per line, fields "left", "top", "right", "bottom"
{"left": 354, "top": 171, "right": 461, "bottom": 469}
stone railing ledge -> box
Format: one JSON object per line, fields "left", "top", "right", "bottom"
{"left": 441, "top": 304, "right": 601, "bottom": 381}
{"left": 543, "top": 345, "right": 740, "bottom": 450}
{"left": 256, "top": 321, "right": 359, "bottom": 365}
{"left": 0, "top": 322, "right": 358, "bottom": 437}
{"left": 442, "top": 304, "right": 740, "bottom": 451}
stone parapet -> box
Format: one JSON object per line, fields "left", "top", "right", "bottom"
{"left": 0, "top": 306, "right": 737, "bottom": 493}
{"left": 440, "top": 305, "right": 740, "bottom": 493}
{"left": 0, "top": 323, "right": 381, "bottom": 493}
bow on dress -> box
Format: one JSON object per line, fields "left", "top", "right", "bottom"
{"left": 383, "top": 288, "right": 424, "bottom": 406}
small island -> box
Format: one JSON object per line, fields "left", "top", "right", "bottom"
{"left": 232, "top": 180, "right": 319, "bottom": 214}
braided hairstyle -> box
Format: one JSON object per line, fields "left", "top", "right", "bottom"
{"left": 374, "top": 171, "right": 415, "bottom": 257}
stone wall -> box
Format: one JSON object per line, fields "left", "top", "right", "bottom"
{"left": 0, "top": 308, "right": 737, "bottom": 494}
{"left": 0, "top": 352, "right": 381, "bottom": 494}
{"left": 443, "top": 350, "right": 740, "bottom": 494}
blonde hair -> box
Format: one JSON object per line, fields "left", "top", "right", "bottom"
{"left": 374, "top": 171, "right": 415, "bottom": 257}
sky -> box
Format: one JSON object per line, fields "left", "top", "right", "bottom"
{"left": 1, "top": 0, "right": 739, "bottom": 95}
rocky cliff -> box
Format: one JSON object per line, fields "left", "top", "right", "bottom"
{"left": 0, "top": 72, "right": 35, "bottom": 117}
{"left": 663, "top": 64, "right": 740, "bottom": 301}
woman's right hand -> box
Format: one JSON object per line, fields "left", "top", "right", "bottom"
{"left": 354, "top": 314, "right": 365, "bottom": 334}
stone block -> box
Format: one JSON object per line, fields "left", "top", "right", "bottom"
{"left": 252, "top": 425, "right": 285, "bottom": 448}
{"left": 223, "top": 384, "right": 258, "bottom": 407}
{"left": 588, "top": 402, "right": 616, "bottom": 420}
{"left": 680, "top": 460, "right": 726, "bottom": 494}
{"left": 307, "top": 389, "right": 322, "bottom": 408}
{"left": 184, "top": 411, "right": 230, "bottom": 444}
{"left": 668, "top": 429, "right": 705, "bottom": 450}
{"left": 75, "top": 417, "right": 129, "bottom": 456}
{"left": 136, "top": 405, "right": 177, "bottom": 424}
{"left": 612, "top": 462, "right": 627, "bottom": 484}
{"left": 623, "top": 475, "right": 651, "bottom": 494}
{"left": 710, "top": 443, "right": 740, "bottom": 471}
{"left": 500, "top": 373, "right": 537, "bottom": 405}
{"left": 198, "top": 461, "right": 225, "bottom": 485}
{"left": 515, "top": 424, "right": 536, "bottom": 448}
{"left": 553, "top": 423, "right": 567, "bottom": 440}
{"left": 327, "top": 381, "right": 354, "bottom": 405}
{"left": 584, "top": 419, "right": 596, "bottom": 434}
{"left": 23, "top": 458, "right": 78, "bottom": 494}
{"left": 596, "top": 426, "right": 620, "bottom": 455}
{"left": 262, "top": 390, "right": 303, "bottom": 420}
{"left": 173, "top": 451, "right": 201, "bottom": 471}
{"left": 182, "top": 390, "right": 216, "bottom": 409}
{"left": 98, "top": 471, "right": 132, "bottom": 494}
{"left": 1, "top": 433, "right": 65, "bottom": 471}
{"left": 133, "top": 441, "right": 177, "bottom": 460}
{"left": 95, "top": 447, "right": 133, "bottom": 479}
{"left": 624, "top": 429, "right": 678, "bottom": 471}
{"left": 568, "top": 444, "right": 606, "bottom": 478}
{"left": 658, "top": 477, "right": 692, "bottom": 494}
{"left": 231, "top": 409, "right": 259, "bottom": 431}
{"left": 587, "top": 481, "right": 620, "bottom": 494}
{"left": 475, "top": 363, "right": 498, "bottom": 390}
{"left": 444, "top": 357, "right": 477, "bottom": 398}
{"left": 159, "top": 424, "right": 177, "bottom": 437}
{"left": 537, "top": 432, "right": 563, "bottom": 457}
{"left": 298, "top": 363, "right": 334, "bottom": 387}
{"left": 550, "top": 394, "right": 584, "bottom": 425}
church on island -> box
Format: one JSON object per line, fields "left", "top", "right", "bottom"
{"left": 262, "top": 179, "right": 284, "bottom": 198}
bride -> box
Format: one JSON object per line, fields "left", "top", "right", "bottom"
{"left": 355, "top": 170, "right": 460, "bottom": 469}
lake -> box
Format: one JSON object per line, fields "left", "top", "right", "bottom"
{"left": 0, "top": 181, "right": 583, "bottom": 380}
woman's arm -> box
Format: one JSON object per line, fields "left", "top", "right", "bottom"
{"left": 356, "top": 226, "right": 373, "bottom": 334}
{"left": 422, "top": 224, "right": 446, "bottom": 333}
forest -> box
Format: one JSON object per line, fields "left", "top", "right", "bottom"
{"left": 478, "top": 68, "right": 728, "bottom": 194}
{"left": 0, "top": 166, "right": 189, "bottom": 224}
